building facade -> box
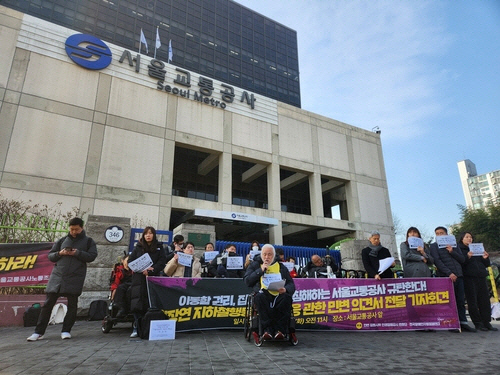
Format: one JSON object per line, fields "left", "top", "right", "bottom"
{"left": 0, "top": 5, "right": 396, "bottom": 250}
{"left": 458, "top": 160, "right": 500, "bottom": 210}
{"left": 2, "top": 0, "right": 301, "bottom": 108}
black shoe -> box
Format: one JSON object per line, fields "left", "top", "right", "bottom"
{"left": 484, "top": 322, "right": 498, "bottom": 331}
{"left": 460, "top": 324, "right": 477, "bottom": 332}
{"left": 474, "top": 323, "right": 489, "bottom": 331}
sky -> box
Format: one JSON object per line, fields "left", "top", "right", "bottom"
{"left": 236, "top": 0, "right": 500, "bottom": 243}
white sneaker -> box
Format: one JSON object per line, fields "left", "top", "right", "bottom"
{"left": 27, "top": 333, "right": 42, "bottom": 341}
{"left": 130, "top": 329, "right": 138, "bottom": 338}
{"left": 61, "top": 332, "right": 72, "bottom": 339}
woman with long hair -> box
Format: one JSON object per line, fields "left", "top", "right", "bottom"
{"left": 400, "top": 226, "right": 433, "bottom": 277}
{"left": 128, "top": 226, "right": 166, "bottom": 337}
{"left": 458, "top": 232, "right": 498, "bottom": 331}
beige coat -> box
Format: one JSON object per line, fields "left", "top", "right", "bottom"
{"left": 164, "top": 256, "right": 202, "bottom": 277}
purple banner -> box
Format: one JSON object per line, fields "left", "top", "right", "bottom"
{"left": 0, "top": 243, "right": 53, "bottom": 287}
{"left": 147, "top": 277, "right": 459, "bottom": 331}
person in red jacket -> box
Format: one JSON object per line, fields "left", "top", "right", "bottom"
{"left": 110, "top": 254, "right": 133, "bottom": 318}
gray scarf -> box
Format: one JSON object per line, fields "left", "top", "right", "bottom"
{"left": 368, "top": 244, "right": 382, "bottom": 257}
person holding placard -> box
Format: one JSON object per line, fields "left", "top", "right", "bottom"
{"left": 361, "top": 231, "right": 395, "bottom": 280}
{"left": 244, "top": 244, "right": 296, "bottom": 340}
{"left": 128, "top": 226, "right": 167, "bottom": 338}
{"left": 430, "top": 226, "right": 476, "bottom": 332}
{"left": 200, "top": 242, "right": 216, "bottom": 277}
{"left": 244, "top": 240, "right": 261, "bottom": 269}
{"left": 164, "top": 241, "right": 202, "bottom": 277}
{"left": 208, "top": 243, "right": 245, "bottom": 278}
{"left": 458, "top": 232, "right": 498, "bottom": 331}
{"left": 400, "top": 227, "right": 434, "bottom": 278}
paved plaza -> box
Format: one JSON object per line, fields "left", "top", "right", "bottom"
{"left": 1, "top": 319, "right": 498, "bottom": 375}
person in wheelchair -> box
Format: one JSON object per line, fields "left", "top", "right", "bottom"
{"left": 110, "top": 254, "right": 133, "bottom": 318}
{"left": 244, "top": 244, "right": 295, "bottom": 340}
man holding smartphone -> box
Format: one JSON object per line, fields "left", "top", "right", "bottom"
{"left": 27, "top": 217, "right": 97, "bottom": 341}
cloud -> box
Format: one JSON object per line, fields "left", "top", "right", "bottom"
{"left": 237, "top": 0, "right": 453, "bottom": 141}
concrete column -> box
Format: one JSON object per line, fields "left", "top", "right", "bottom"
{"left": 79, "top": 215, "right": 131, "bottom": 316}
{"left": 309, "top": 171, "right": 323, "bottom": 219}
{"left": 267, "top": 160, "right": 282, "bottom": 244}
{"left": 219, "top": 151, "right": 232, "bottom": 211}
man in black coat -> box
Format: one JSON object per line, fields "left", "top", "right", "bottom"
{"left": 244, "top": 244, "right": 295, "bottom": 340}
{"left": 430, "top": 226, "right": 475, "bottom": 332}
{"left": 27, "top": 217, "right": 97, "bottom": 341}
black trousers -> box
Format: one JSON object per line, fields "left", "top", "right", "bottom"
{"left": 254, "top": 290, "right": 292, "bottom": 335}
{"left": 464, "top": 276, "right": 491, "bottom": 325}
{"left": 35, "top": 293, "right": 78, "bottom": 334}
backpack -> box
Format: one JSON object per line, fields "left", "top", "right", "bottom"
{"left": 23, "top": 303, "right": 41, "bottom": 327}
{"left": 49, "top": 303, "right": 67, "bottom": 325}
{"left": 138, "top": 309, "right": 167, "bottom": 339}
{"left": 88, "top": 300, "right": 108, "bottom": 321}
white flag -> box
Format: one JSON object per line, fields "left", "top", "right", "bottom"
{"left": 168, "top": 39, "right": 173, "bottom": 63}
{"left": 155, "top": 27, "right": 161, "bottom": 49}
{"left": 140, "top": 28, "right": 148, "bottom": 54}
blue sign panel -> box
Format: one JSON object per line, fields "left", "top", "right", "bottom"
{"left": 65, "top": 34, "right": 112, "bottom": 70}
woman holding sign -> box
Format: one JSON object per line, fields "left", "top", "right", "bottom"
{"left": 128, "top": 226, "right": 167, "bottom": 338}
{"left": 400, "top": 227, "right": 434, "bottom": 277}
{"left": 458, "top": 232, "right": 498, "bottom": 331}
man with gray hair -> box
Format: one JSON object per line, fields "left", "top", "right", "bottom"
{"left": 244, "top": 244, "right": 295, "bottom": 341}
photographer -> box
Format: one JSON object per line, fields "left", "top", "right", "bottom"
{"left": 301, "top": 254, "right": 337, "bottom": 278}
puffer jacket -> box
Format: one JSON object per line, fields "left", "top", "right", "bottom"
{"left": 430, "top": 242, "right": 465, "bottom": 277}
{"left": 46, "top": 230, "right": 97, "bottom": 295}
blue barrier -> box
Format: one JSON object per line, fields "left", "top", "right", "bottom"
{"left": 214, "top": 241, "right": 341, "bottom": 268}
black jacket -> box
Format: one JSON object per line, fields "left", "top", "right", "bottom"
{"left": 46, "top": 230, "right": 97, "bottom": 295}
{"left": 208, "top": 252, "right": 245, "bottom": 278}
{"left": 129, "top": 241, "right": 166, "bottom": 314}
{"left": 244, "top": 259, "right": 295, "bottom": 295}
{"left": 459, "top": 243, "right": 490, "bottom": 278}
{"left": 361, "top": 246, "right": 394, "bottom": 279}
{"left": 430, "top": 242, "right": 465, "bottom": 277}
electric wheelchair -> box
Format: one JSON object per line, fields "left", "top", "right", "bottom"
{"left": 243, "top": 292, "right": 298, "bottom": 346}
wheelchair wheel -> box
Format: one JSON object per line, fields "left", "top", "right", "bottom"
{"left": 244, "top": 294, "right": 253, "bottom": 341}
{"left": 252, "top": 331, "right": 262, "bottom": 347}
{"left": 289, "top": 332, "right": 298, "bottom": 346}
{"left": 101, "top": 315, "right": 113, "bottom": 333}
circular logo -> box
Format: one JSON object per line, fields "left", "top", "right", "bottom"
{"left": 105, "top": 226, "right": 124, "bottom": 243}
{"left": 356, "top": 322, "right": 363, "bottom": 330}
{"left": 65, "top": 34, "right": 112, "bottom": 70}
{"left": 231, "top": 213, "right": 236, "bottom": 218}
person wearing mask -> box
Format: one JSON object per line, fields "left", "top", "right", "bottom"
{"left": 208, "top": 243, "right": 245, "bottom": 278}
{"left": 244, "top": 240, "right": 261, "bottom": 269}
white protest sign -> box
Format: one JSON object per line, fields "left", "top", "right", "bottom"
{"left": 177, "top": 252, "right": 193, "bottom": 267}
{"left": 262, "top": 273, "right": 283, "bottom": 289}
{"left": 408, "top": 237, "right": 424, "bottom": 249}
{"left": 203, "top": 251, "right": 218, "bottom": 262}
{"left": 436, "top": 235, "right": 457, "bottom": 248}
{"left": 128, "top": 253, "right": 153, "bottom": 273}
{"left": 378, "top": 257, "right": 395, "bottom": 274}
{"left": 249, "top": 250, "right": 261, "bottom": 260}
{"left": 149, "top": 320, "right": 176, "bottom": 340}
{"left": 469, "top": 243, "right": 485, "bottom": 256}
{"left": 226, "top": 256, "right": 243, "bottom": 270}
{"left": 282, "top": 262, "right": 295, "bottom": 272}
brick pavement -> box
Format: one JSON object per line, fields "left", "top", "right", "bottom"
{"left": 1, "top": 320, "right": 499, "bottom": 375}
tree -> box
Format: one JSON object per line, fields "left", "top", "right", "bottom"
{"left": 452, "top": 202, "right": 500, "bottom": 252}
